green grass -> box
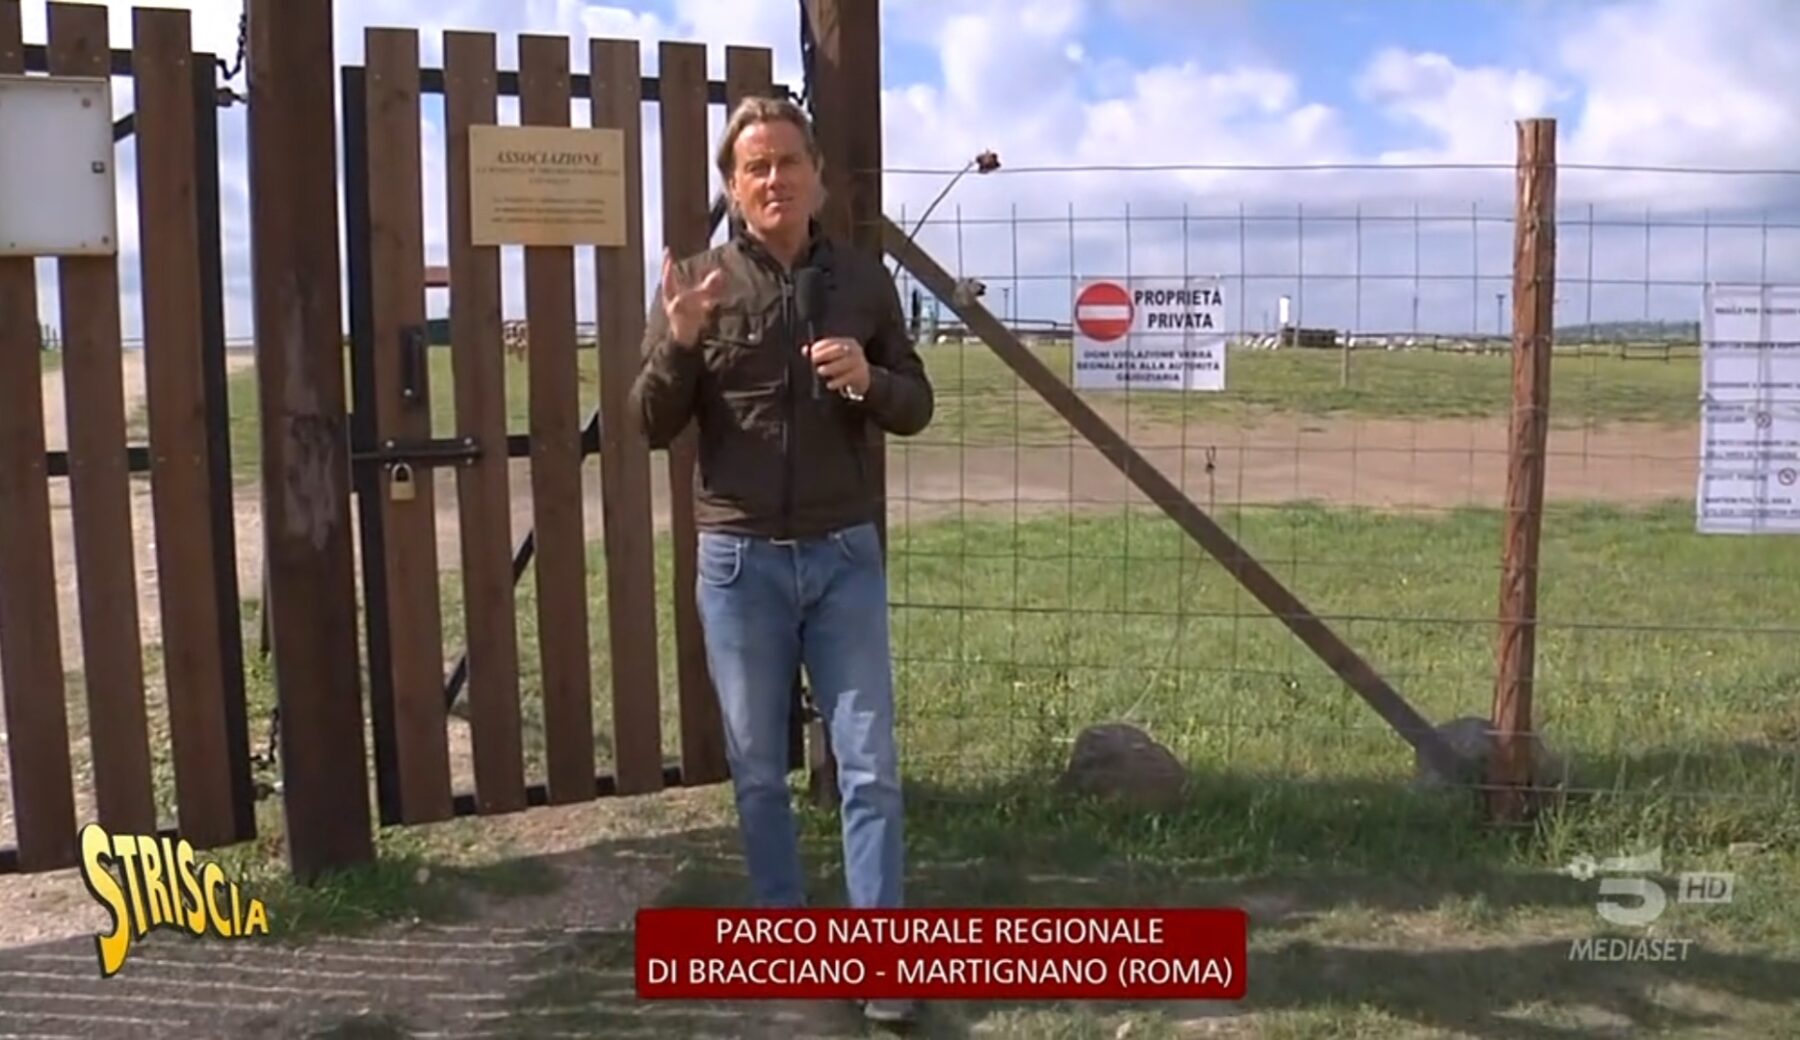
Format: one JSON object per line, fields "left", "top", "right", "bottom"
{"left": 73, "top": 391, "right": 1792, "bottom": 1034}
{"left": 920, "top": 339, "right": 1703, "bottom": 446}
{"left": 173, "top": 496, "right": 1800, "bottom": 1036}
{"left": 212, "top": 340, "right": 1700, "bottom": 481}
{"left": 454, "top": 495, "right": 1800, "bottom": 829}
{"left": 501, "top": 800, "right": 1800, "bottom": 1036}
{"left": 883, "top": 501, "right": 1799, "bottom": 804}
{"left": 502, "top": 839, "right": 1800, "bottom": 1038}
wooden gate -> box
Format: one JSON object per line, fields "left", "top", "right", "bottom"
{"left": 0, "top": 1, "right": 254, "bottom": 874}
{"left": 339, "top": 28, "right": 805, "bottom": 828}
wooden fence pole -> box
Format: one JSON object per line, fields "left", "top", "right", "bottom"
{"left": 802, "top": 0, "right": 884, "bottom": 809}
{"left": 246, "top": 0, "right": 374, "bottom": 878}
{"left": 1489, "top": 117, "right": 1557, "bottom": 822}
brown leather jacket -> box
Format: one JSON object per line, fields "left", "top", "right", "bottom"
{"left": 629, "top": 223, "right": 933, "bottom": 539}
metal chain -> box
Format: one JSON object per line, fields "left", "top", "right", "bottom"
{"left": 214, "top": 10, "right": 248, "bottom": 107}
{"left": 219, "top": 10, "right": 246, "bottom": 81}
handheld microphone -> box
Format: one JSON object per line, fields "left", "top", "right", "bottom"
{"left": 794, "top": 265, "right": 827, "bottom": 400}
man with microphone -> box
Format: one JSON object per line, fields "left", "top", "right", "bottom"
{"left": 629, "top": 95, "right": 933, "bottom": 1025}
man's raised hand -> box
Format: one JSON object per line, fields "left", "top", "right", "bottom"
{"left": 662, "top": 248, "right": 726, "bottom": 347}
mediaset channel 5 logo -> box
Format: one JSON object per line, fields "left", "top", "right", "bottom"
{"left": 1563, "top": 847, "right": 1735, "bottom": 963}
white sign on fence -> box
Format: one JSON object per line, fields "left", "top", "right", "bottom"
{"left": 1071, "top": 277, "right": 1227, "bottom": 391}
{"left": 0, "top": 74, "right": 118, "bottom": 257}
{"left": 1696, "top": 284, "right": 1800, "bottom": 534}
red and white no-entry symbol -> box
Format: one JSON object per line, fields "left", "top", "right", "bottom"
{"left": 1076, "top": 281, "right": 1134, "bottom": 342}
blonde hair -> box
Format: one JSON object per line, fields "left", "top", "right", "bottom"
{"left": 715, "top": 95, "right": 825, "bottom": 191}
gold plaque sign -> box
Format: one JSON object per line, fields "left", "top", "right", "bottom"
{"left": 468, "top": 124, "right": 627, "bottom": 247}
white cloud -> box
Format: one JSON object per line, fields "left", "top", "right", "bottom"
{"left": 1557, "top": 0, "right": 1800, "bottom": 169}
{"left": 1357, "top": 48, "right": 1566, "bottom": 161}
{"left": 18, "top": 0, "right": 1800, "bottom": 347}
{"left": 878, "top": 0, "right": 1800, "bottom": 334}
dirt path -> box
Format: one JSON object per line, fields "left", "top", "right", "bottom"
{"left": 0, "top": 786, "right": 890, "bottom": 1038}
{"left": 0, "top": 788, "right": 729, "bottom": 1038}
{"left": 886, "top": 412, "right": 1699, "bottom": 522}
{"left": 30, "top": 357, "right": 1703, "bottom": 673}
{"left": 13, "top": 377, "right": 1703, "bottom": 733}
{"left": 385, "top": 412, "right": 1700, "bottom": 578}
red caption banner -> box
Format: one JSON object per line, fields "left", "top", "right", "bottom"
{"left": 635, "top": 908, "right": 1247, "bottom": 1000}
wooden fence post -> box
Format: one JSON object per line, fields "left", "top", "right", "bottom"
{"left": 803, "top": 0, "right": 884, "bottom": 809}
{"left": 1489, "top": 117, "right": 1557, "bottom": 821}
{"left": 246, "top": 0, "right": 374, "bottom": 878}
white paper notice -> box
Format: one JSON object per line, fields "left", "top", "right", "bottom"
{"left": 1696, "top": 284, "right": 1800, "bottom": 534}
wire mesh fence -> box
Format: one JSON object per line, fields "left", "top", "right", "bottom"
{"left": 872, "top": 157, "right": 1800, "bottom": 847}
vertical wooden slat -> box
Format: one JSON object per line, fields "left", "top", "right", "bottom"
{"left": 0, "top": 0, "right": 78, "bottom": 871}
{"left": 590, "top": 38, "right": 663, "bottom": 795}
{"left": 136, "top": 6, "right": 239, "bottom": 848}
{"left": 444, "top": 30, "right": 526, "bottom": 813}
{"left": 246, "top": 0, "right": 374, "bottom": 877}
{"left": 366, "top": 27, "right": 452, "bottom": 823}
{"left": 804, "top": 0, "right": 891, "bottom": 807}
{"left": 44, "top": 3, "right": 155, "bottom": 839}
{"left": 659, "top": 40, "right": 729, "bottom": 785}
{"left": 518, "top": 33, "right": 595, "bottom": 805}
{"left": 724, "top": 47, "right": 772, "bottom": 99}
{"left": 1489, "top": 118, "right": 1558, "bottom": 822}
{"left": 722, "top": 46, "right": 807, "bottom": 777}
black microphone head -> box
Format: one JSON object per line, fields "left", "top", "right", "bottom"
{"left": 794, "top": 265, "right": 827, "bottom": 324}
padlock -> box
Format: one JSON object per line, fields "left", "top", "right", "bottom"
{"left": 389, "top": 462, "right": 416, "bottom": 502}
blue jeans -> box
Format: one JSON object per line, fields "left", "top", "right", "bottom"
{"left": 694, "top": 521, "right": 905, "bottom": 910}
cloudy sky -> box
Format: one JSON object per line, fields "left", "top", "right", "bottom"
{"left": 18, "top": 0, "right": 1800, "bottom": 341}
